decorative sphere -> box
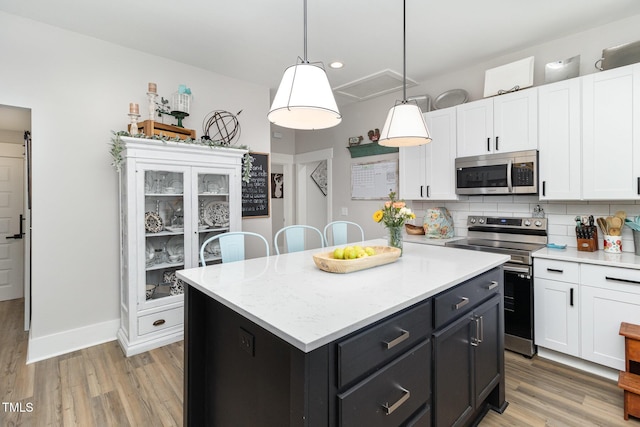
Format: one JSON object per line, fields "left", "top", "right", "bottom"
{"left": 202, "top": 110, "right": 241, "bottom": 145}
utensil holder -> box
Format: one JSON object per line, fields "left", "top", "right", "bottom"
{"left": 604, "top": 234, "right": 623, "bottom": 253}
{"left": 633, "top": 230, "right": 640, "bottom": 256}
{"left": 576, "top": 226, "right": 598, "bottom": 252}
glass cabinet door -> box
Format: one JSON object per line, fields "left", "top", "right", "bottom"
{"left": 142, "top": 167, "right": 187, "bottom": 303}
{"left": 196, "top": 170, "right": 231, "bottom": 266}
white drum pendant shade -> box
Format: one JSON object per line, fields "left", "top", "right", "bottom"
{"left": 268, "top": 63, "right": 342, "bottom": 130}
{"left": 378, "top": 103, "right": 432, "bottom": 147}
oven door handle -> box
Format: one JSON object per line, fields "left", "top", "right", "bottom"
{"left": 503, "top": 264, "right": 530, "bottom": 274}
{"left": 507, "top": 159, "right": 513, "bottom": 193}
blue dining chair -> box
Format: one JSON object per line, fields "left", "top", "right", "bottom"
{"left": 323, "top": 221, "right": 365, "bottom": 246}
{"left": 273, "top": 225, "right": 324, "bottom": 255}
{"left": 200, "top": 231, "right": 270, "bottom": 266}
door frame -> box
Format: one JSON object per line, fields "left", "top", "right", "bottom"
{"left": 294, "top": 148, "right": 333, "bottom": 226}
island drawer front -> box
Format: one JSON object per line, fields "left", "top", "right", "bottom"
{"left": 337, "top": 301, "right": 432, "bottom": 389}
{"left": 534, "top": 259, "right": 579, "bottom": 282}
{"left": 138, "top": 307, "right": 183, "bottom": 335}
{"left": 433, "top": 267, "right": 502, "bottom": 329}
{"left": 338, "top": 339, "right": 431, "bottom": 427}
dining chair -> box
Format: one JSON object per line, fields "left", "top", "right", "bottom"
{"left": 200, "top": 231, "right": 270, "bottom": 266}
{"left": 273, "top": 225, "right": 324, "bottom": 255}
{"left": 323, "top": 221, "right": 365, "bottom": 246}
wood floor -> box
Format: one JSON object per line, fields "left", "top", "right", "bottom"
{"left": 1, "top": 297, "right": 639, "bottom": 427}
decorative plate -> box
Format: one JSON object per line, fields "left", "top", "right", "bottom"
{"left": 145, "top": 212, "right": 163, "bottom": 233}
{"left": 433, "top": 89, "right": 469, "bottom": 109}
{"left": 167, "top": 235, "right": 184, "bottom": 256}
{"left": 203, "top": 201, "right": 230, "bottom": 227}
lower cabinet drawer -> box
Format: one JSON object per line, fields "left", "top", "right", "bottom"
{"left": 535, "top": 258, "right": 579, "bottom": 283}
{"left": 338, "top": 339, "right": 431, "bottom": 427}
{"left": 138, "top": 307, "right": 183, "bottom": 335}
{"left": 581, "top": 264, "right": 640, "bottom": 290}
{"left": 338, "top": 300, "right": 431, "bottom": 388}
{"left": 433, "top": 267, "right": 501, "bottom": 329}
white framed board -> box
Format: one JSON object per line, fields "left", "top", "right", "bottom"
{"left": 351, "top": 160, "right": 398, "bottom": 200}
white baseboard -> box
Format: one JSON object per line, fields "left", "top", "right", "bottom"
{"left": 537, "top": 347, "right": 619, "bottom": 382}
{"left": 27, "top": 318, "right": 120, "bottom": 364}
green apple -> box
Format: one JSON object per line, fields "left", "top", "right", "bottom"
{"left": 333, "top": 248, "right": 345, "bottom": 259}
{"left": 364, "top": 247, "right": 375, "bottom": 256}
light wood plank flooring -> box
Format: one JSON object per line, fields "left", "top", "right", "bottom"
{"left": 2, "top": 298, "right": 639, "bottom": 426}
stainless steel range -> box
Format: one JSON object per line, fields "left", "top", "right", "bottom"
{"left": 445, "top": 216, "right": 548, "bottom": 357}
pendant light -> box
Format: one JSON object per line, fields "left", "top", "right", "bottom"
{"left": 268, "top": 0, "right": 341, "bottom": 130}
{"left": 378, "top": 0, "right": 431, "bottom": 147}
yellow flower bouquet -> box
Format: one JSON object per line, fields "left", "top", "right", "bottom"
{"left": 373, "top": 192, "right": 415, "bottom": 253}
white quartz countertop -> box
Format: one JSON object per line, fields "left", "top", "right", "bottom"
{"left": 403, "top": 234, "right": 464, "bottom": 246}
{"left": 533, "top": 247, "right": 640, "bottom": 270}
{"left": 177, "top": 239, "right": 509, "bottom": 353}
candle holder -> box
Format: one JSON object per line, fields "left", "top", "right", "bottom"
{"left": 147, "top": 92, "right": 158, "bottom": 121}
{"left": 128, "top": 113, "right": 141, "bottom": 135}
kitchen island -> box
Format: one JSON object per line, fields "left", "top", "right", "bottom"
{"left": 177, "top": 239, "right": 509, "bottom": 426}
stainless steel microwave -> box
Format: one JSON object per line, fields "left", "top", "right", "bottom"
{"left": 455, "top": 150, "right": 538, "bottom": 195}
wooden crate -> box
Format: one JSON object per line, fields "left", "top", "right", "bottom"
{"left": 136, "top": 120, "right": 196, "bottom": 140}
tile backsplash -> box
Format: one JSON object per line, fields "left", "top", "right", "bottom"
{"left": 409, "top": 195, "right": 640, "bottom": 253}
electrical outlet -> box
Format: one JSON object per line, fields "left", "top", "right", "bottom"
{"left": 341, "top": 207, "right": 348, "bottom": 216}
{"left": 239, "top": 328, "right": 255, "bottom": 356}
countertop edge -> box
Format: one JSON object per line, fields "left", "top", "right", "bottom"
{"left": 533, "top": 247, "right": 640, "bottom": 270}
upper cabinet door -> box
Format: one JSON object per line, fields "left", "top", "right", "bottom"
{"left": 425, "top": 107, "right": 458, "bottom": 200}
{"left": 538, "top": 78, "right": 582, "bottom": 200}
{"left": 456, "top": 98, "right": 493, "bottom": 158}
{"left": 492, "top": 88, "right": 538, "bottom": 154}
{"left": 456, "top": 88, "right": 537, "bottom": 158}
{"left": 582, "top": 64, "right": 640, "bottom": 200}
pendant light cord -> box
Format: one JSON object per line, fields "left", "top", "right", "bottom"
{"left": 402, "top": 0, "right": 407, "bottom": 102}
{"left": 303, "top": 0, "right": 308, "bottom": 63}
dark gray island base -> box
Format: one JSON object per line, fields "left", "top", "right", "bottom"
{"left": 184, "top": 266, "right": 507, "bottom": 427}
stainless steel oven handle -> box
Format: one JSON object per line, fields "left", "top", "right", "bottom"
{"left": 503, "top": 264, "right": 531, "bottom": 274}
{"left": 507, "top": 159, "right": 513, "bottom": 193}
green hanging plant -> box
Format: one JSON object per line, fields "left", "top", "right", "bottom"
{"left": 109, "top": 131, "right": 254, "bottom": 182}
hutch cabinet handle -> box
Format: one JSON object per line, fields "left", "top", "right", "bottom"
{"left": 569, "top": 288, "right": 574, "bottom": 307}
{"left": 454, "top": 297, "right": 469, "bottom": 310}
{"left": 382, "top": 387, "right": 411, "bottom": 415}
{"left": 547, "top": 268, "right": 563, "bottom": 273}
{"left": 153, "top": 319, "right": 166, "bottom": 327}
{"left": 383, "top": 329, "right": 410, "bottom": 349}
{"left": 487, "top": 281, "right": 498, "bottom": 290}
{"left": 606, "top": 276, "right": 640, "bottom": 285}
{"left": 542, "top": 181, "right": 546, "bottom": 197}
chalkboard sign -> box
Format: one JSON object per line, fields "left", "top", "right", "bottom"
{"left": 242, "top": 152, "right": 270, "bottom": 218}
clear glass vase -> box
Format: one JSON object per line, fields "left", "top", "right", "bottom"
{"left": 387, "top": 225, "right": 403, "bottom": 255}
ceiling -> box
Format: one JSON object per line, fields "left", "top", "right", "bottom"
{"left": 2, "top": 0, "right": 640, "bottom": 109}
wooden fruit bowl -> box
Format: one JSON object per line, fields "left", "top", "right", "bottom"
{"left": 312, "top": 246, "right": 401, "bottom": 274}
{"left": 405, "top": 223, "right": 425, "bottom": 235}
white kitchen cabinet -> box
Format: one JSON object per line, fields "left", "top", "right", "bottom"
{"left": 582, "top": 63, "right": 640, "bottom": 200}
{"left": 533, "top": 259, "right": 580, "bottom": 356}
{"left": 580, "top": 264, "right": 640, "bottom": 370}
{"left": 399, "top": 107, "right": 457, "bottom": 200}
{"left": 538, "top": 78, "right": 582, "bottom": 200}
{"left": 117, "top": 137, "right": 245, "bottom": 356}
{"left": 456, "top": 88, "right": 537, "bottom": 157}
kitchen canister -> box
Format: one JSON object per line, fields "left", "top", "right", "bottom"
{"left": 633, "top": 230, "right": 640, "bottom": 256}
{"left": 604, "top": 234, "right": 623, "bottom": 253}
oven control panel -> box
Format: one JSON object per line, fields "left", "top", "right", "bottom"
{"left": 467, "top": 216, "right": 547, "bottom": 230}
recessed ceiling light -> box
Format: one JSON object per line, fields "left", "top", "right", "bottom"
{"left": 329, "top": 61, "right": 344, "bottom": 69}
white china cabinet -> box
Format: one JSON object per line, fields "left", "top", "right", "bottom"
{"left": 399, "top": 107, "right": 458, "bottom": 201}
{"left": 116, "top": 137, "right": 246, "bottom": 356}
{"left": 456, "top": 87, "right": 537, "bottom": 157}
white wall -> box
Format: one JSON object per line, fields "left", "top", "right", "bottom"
{"left": 0, "top": 11, "right": 271, "bottom": 360}
{"left": 290, "top": 13, "right": 640, "bottom": 246}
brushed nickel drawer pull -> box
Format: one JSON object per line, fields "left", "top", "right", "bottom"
{"left": 382, "top": 387, "right": 410, "bottom": 415}
{"left": 454, "top": 297, "right": 469, "bottom": 310}
{"left": 152, "top": 319, "right": 166, "bottom": 326}
{"left": 383, "top": 329, "right": 410, "bottom": 349}
{"left": 487, "top": 281, "right": 498, "bottom": 290}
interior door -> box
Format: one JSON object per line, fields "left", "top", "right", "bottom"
{"left": 0, "top": 156, "right": 24, "bottom": 301}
